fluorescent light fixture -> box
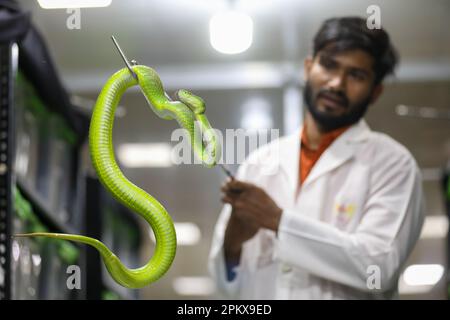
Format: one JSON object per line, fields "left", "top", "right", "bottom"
{"left": 117, "top": 143, "right": 172, "bottom": 168}
{"left": 12, "top": 240, "right": 20, "bottom": 261}
{"left": 398, "top": 280, "right": 434, "bottom": 295}
{"left": 241, "top": 97, "right": 273, "bottom": 130}
{"left": 209, "top": 11, "right": 253, "bottom": 54}
{"left": 420, "top": 215, "right": 449, "bottom": 239}
{"left": 149, "top": 222, "right": 201, "bottom": 246}
{"left": 403, "top": 264, "right": 444, "bottom": 286}
{"left": 173, "top": 276, "right": 215, "bottom": 296}
{"left": 37, "top": 0, "right": 112, "bottom": 9}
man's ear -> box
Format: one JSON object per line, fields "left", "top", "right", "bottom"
{"left": 370, "top": 84, "right": 384, "bottom": 104}
{"left": 303, "top": 56, "right": 313, "bottom": 81}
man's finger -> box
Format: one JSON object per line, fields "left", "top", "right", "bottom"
{"left": 229, "top": 179, "right": 255, "bottom": 189}
{"left": 227, "top": 179, "right": 254, "bottom": 192}
{"left": 222, "top": 182, "right": 244, "bottom": 194}
{"left": 221, "top": 195, "right": 234, "bottom": 204}
{"left": 226, "top": 190, "right": 242, "bottom": 198}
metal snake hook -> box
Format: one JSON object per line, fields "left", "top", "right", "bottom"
{"left": 111, "top": 35, "right": 174, "bottom": 103}
{"left": 111, "top": 35, "right": 157, "bottom": 107}
{"left": 111, "top": 35, "right": 138, "bottom": 81}
{"left": 219, "top": 163, "right": 235, "bottom": 180}
{"left": 111, "top": 35, "right": 231, "bottom": 179}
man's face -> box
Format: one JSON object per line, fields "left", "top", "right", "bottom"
{"left": 303, "top": 48, "right": 382, "bottom": 131}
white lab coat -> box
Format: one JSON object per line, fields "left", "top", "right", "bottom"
{"left": 208, "top": 120, "right": 425, "bottom": 299}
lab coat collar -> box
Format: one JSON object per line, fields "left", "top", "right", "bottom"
{"left": 278, "top": 119, "right": 371, "bottom": 192}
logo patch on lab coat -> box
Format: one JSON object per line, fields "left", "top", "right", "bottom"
{"left": 334, "top": 203, "right": 356, "bottom": 227}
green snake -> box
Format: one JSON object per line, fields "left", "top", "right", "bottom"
{"left": 15, "top": 65, "right": 220, "bottom": 288}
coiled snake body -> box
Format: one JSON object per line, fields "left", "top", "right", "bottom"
{"left": 16, "top": 65, "right": 219, "bottom": 288}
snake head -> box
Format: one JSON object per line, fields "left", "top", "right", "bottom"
{"left": 174, "top": 89, "right": 220, "bottom": 167}
{"left": 176, "top": 89, "right": 206, "bottom": 115}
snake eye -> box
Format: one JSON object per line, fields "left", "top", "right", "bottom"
{"left": 178, "top": 89, "right": 191, "bottom": 96}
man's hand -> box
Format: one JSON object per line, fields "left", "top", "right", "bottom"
{"left": 221, "top": 179, "right": 283, "bottom": 267}
{"left": 222, "top": 179, "right": 282, "bottom": 279}
{"left": 221, "top": 179, "right": 283, "bottom": 232}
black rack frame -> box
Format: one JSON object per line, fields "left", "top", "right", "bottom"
{"left": 0, "top": 42, "right": 16, "bottom": 301}
{"left": 0, "top": 34, "right": 143, "bottom": 300}
{"left": 0, "top": 38, "right": 90, "bottom": 300}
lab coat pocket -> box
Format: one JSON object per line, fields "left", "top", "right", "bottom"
{"left": 282, "top": 266, "right": 310, "bottom": 289}
{"left": 241, "top": 229, "right": 276, "bottom": 272}
{"left": 256, "top": 230, "right": 276, "bottom": 269}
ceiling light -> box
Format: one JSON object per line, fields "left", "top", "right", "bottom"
{"left": 173, "top": 276, "right": 215, "bottom": 296}
{"left": 37, "top": 0, "right": 112, "bottom": 9}
{"left": 117, "top": 143, "right": 172, "bottom": 168}
{"left": 209, "top": 11, "right": 253, "bottom": 54}
{"left": 403, "top": 264, "right": 444, "bottom": 286}
{"left": 398, "top": 281, "right": 433, "bottom": 295}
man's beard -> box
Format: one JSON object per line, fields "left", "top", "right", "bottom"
{"left": 303, "top": 81, "right": 373, "bottom": 132}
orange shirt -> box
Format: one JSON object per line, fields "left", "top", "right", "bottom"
{"left": 299, "top": 125, "right": 349, "bottom": 185}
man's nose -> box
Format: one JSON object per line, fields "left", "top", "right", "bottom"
{"left": 327, "top": 72, "right": 346, "bottom": 91}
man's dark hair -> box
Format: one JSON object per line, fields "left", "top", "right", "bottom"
{"left": 313, "top": 17, "right": 399, "bottom": 85}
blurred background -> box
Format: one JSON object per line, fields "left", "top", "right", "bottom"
{"left": 0, "top": 0, "right": 449, "bottom": 300}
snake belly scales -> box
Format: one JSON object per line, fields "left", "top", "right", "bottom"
{"left": 15, "top": 65, "right": 220, "bottom": 288}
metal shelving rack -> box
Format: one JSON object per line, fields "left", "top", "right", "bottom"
{"left": 16, "top": 177, "right": 78, "bottom": 235}
{"left": 0, "top": 3, "right": 144, "bottom": 299}
{"left": 0, "top": 41, "right": 16, "bottom": 301}
{"left": 0, "top": 42, "right": 143, "bottom": 301}
{"left": 3, "top": 37, "right": 89, "bottom": 299}
{"left": 0, "top": 28, "right": 89, "bottom": 299}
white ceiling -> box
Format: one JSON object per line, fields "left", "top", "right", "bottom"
{"left": 17, "top": 0, "right": 450, "bottom": 92}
